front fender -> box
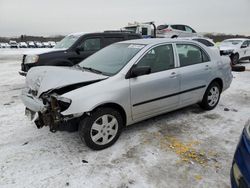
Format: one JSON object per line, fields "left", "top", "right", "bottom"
{"left": 60, "top": 77, "right": 131, "bottom": 119}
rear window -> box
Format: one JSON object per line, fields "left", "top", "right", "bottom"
{"left": 157, "top": 25, "right": 169, "bottom": 30}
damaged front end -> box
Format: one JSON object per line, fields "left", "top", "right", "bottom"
{"left": 21, "top": 88, "right": 81, "bottom": 132}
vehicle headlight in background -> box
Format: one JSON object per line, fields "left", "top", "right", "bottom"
{"left": 24, "top": 55, "right": 39, "bottom": 64}
{"left": 245, "top": 120, "right": 250, "bottom": 139}
{"left": 232, "top": 163, "right": 243, "bottom": 186}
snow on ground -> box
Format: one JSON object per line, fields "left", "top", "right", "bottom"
{"left": 0, "top": 49, "right": 250, "bottom": 188}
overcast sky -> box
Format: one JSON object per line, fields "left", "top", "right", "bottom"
{"left": 0, "top": 0, "right": 249, "bottom": 37}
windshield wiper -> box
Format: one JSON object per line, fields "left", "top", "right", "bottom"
{"left": 81, "top": 66, "right": 104, "bottom": 75}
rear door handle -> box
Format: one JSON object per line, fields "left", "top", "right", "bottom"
{"left": 205, "top": 65, "right": 210, "bottom": 70}
{"left": 170, "top": 72, "right": 177, "bottom": 78}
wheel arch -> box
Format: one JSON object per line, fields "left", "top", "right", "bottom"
{"left": 92, "top": 103, "right": 127, "bottom": 127}
{"left": 209, "top": 78, "right": 223, "bottom": 91}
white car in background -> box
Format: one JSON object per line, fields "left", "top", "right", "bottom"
{"left": 186, "top": 37, "right": 220, "bottom": 56}
{"left": 42, "top": 42, "right": 50, "bottom": 48}
{"left": 19, "top": 42, "right": 28, "bottom": 48}
{"left": 156, "top": 24, "right": 198, "bottom": 38}
{"left": 219, "top": 38, "right": 250, "bottom": 65}
{"left": 48, "top": 41, "right": 56, "bottom": 48}
{"left": 0, "top": 43, "right": 6, "bottom": 48}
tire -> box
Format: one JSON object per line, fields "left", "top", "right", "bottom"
{"left": 78, "top": 107, "right": 123, "bottom": 150}
{"left": 232, "top": 65, "right": 245, "bottom": 72}
{"left": 231, "top": 53, "right": 239, "bottom": 65}
{"left": 199, "top": 82, "right": 221, "bottom": 110}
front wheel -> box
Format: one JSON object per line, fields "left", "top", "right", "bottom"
{"left": 79, "top": 107, "right": 123, "bottom": 150}
{"left": 199, "top": 82, "right": 221, "bottom": 110}
{"left": 231, "top": 53, "right": 239, "bottom": 65}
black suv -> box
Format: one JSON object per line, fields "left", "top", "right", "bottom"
{"left": 20, "top": 31, "right": 142, "bottom": 75}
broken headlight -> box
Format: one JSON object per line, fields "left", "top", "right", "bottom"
{"left": 51, "top": 95, "right": 71, "bottom": 112}
{"left": 24, "top": 55, "right": 39, "bottom": 64}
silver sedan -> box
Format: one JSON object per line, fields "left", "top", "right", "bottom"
{"left": 21, "top": 38, "right": 233, "bottom": 150}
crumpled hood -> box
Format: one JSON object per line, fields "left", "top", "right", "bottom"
{"left": 23, "top": 48, "right": 66, "bottom": 55}
{"left": 26, "top": 66, "right": 108, "bottom": 96}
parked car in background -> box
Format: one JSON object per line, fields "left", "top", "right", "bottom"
{"left": 219, "top": 38, "right": 250, "bottom": 65}
{"left": 5, "top": 43, "right": 10, "bottom": 48}
{"left": 0, "top": 43, "right": 6, "bottom": 48}
{"left": 9, "top": 40, "right": 18, "bottom": 48}
{"left": 48, "top": 41, "right": 56, "bottom": 48}
{"left": 181, "top": 37, "right": 220, "bottom": 56}
{"left": 34, "top": 41, "right": 44, "bottom": 48}
{"left": 231, "top": 120, "right": 250, "bottom": 188}
{"left": 19, "top": 42, "right": 28, "bottom": 48}
{"left": 27, "top": 41, "right": 36, "bottom": 48}
{"left": 42, "top": 42, "right": 50, "bottom": 48}
{"left": 21, "top": 38, "right": 232, "bottom": 150}
{"left": 156, "top": 24, "right": 198, "bottom": 38}
{"left": 19, "top": 31, "right": 142, "bottom": 75}
{"left": 123, "top": 22, "right": 156, "bottom": 38}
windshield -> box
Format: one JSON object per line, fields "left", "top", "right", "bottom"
{"left": 54, "top": 34, "right": 80, "bottom": 49}
{"left": 221, "top": 40, "right": 243, "bottom": 46}
{"left": 79, "top": 43, "right": 145, "bottom": 76}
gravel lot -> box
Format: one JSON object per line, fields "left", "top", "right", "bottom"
{"left": 0, "top": 49, "right": 250, "bottom": 188}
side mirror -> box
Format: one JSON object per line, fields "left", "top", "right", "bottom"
{"left": 241, "top": 44, "right": 247, "bottom": 49}
{"left": 129, "top": 66, "right": 151, "bottom": 78}
{"left": 75, "top": 46, "right": 83, "bottom": 54}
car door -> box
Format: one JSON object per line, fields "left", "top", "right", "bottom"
{"left": 239, "top": 41, "right": 249, "bottom": 59}
{"left": 172, "top": 25, "right": 187, "bottom": 37}
{"left": 129, "top": 44, "right": 180, "bottom": 120}
{"left": 69, "top": 37, "right": 102, "bottom": 64}
{"left": 175, "top": 43, "right": 213, "bottom": 106}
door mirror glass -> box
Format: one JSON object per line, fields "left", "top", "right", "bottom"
{"left": 130, "top": 66, "right": 151, "bottom": 78}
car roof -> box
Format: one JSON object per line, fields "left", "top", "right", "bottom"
{"left": 68, "top": 31, "right": 140, "bottom": 37}
{"left": 119, "top": 38, "right": 202, "bottom": 45}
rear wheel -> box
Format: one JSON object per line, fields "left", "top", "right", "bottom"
{"left": 199, "top": 82, "right": 221, "bottom": 110}
{"left": 79, "top": 107, "right": 123, "bottom": 150}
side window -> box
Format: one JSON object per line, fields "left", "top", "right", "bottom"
{"left": 185, "top": 26, "right": 193, "bottom": 33}
{"left": 185, "top": 26, "right": 196, "bottom": 33}
{"left": 176, "top": 44, "right": 210, "bottom": 67}
{"left": 78, "top": 38, "right": 101, "bottom": 51}
{"left": 136, "top": 44, "right": 175, "bottom": 73}
{"left": 172, "top": 25, "right": 185, "bottom": 31}
{"left": 104, "top": 37, "right": 123, "bottom": 46}
{"left": 242, "top": 41, "right": 248, "bottom": 47}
